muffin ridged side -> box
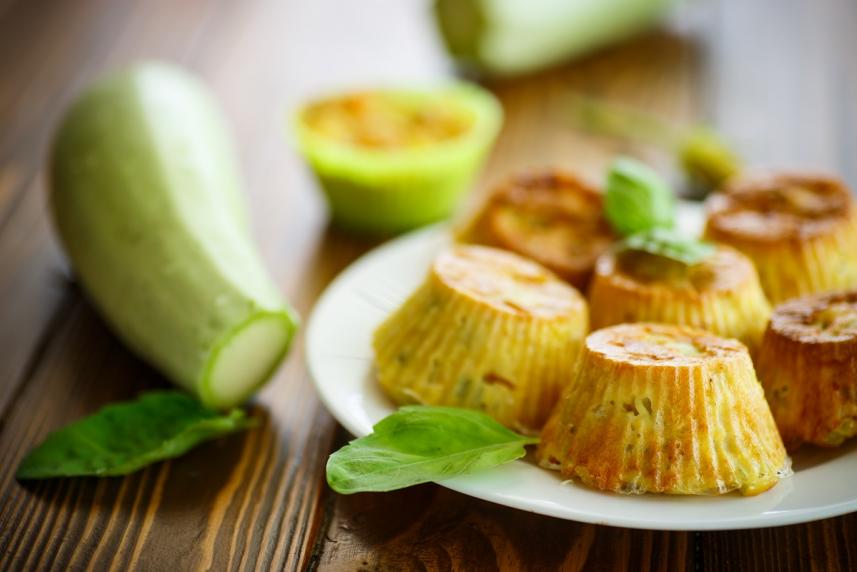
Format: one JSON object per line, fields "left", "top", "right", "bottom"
{"left": 538, "top": 323, "right": 788, "bottom": 495}
{"left": 589, "top": 247, "right": 771, "bottom": 354}
{"left": 757, "top": 290, "right": 857, "bottom": 449}
{"left": 704, "top": 173, "right": 857, "bottom": 304}
{"left": 374, "top": 245, "right": 588, "bottom": 433}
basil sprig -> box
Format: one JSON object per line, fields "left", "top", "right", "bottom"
{"left": 605, "top": 157, "right": 714, "bottom": 265}
{"left": 17, "top": 391, "right": 255, "bottom": 479}
{"left": 620, "top": 227, "right": 716, "bottom": 265}
{"left": 605, "top": 157, "right": 676, "bottom": 236}
{"left": 326, "top": 406, "right": 538, "bottom": 494}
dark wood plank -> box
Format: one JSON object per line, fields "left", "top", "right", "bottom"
{"left": 697, "top": 516, "right": 857, "bottom": 572}
{"left": 0, "top": 0, "right": 148, "bottom": 411}
{"left": 0, "top": 177, "right": 67, "bottom": 414}
{"left": 312, "top": 454, "right": 690, "bottom": 572}
{"left": 0, "top": 0, "right": 140, "bottom": 184}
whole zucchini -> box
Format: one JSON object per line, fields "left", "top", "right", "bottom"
{"left": 434, "top": 0, "right": 673, "bottom": 77}
{"left": 49, "top": 63, "right": 298, "bottom": 409}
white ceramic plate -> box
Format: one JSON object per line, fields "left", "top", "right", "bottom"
{"left": 306, "top": 203, "right": 857, "bottom": 530}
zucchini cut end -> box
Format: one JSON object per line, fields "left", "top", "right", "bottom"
{"left": 202, "top": 310, "right": 296, "bottom": 409}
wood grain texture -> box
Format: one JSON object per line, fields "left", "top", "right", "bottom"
{"left": 0, "top": 0, "right": 855, "bottom": 571}
{"left": 313, "top": 461, "right": 690, "bottom": 572}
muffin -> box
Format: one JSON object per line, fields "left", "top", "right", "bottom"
{"left": 461, "top": 170, "right": 616, "bottom": 290}
{"left": 704, "top": 173, "right": 857, "bottom": 304}
{"left": 373, "top": 245, "right": 588, "bottom": 433}
{"left": 294, "top": 85, "right": 502, "bottom": 234}
{"left": 589, "top": 246, "right": 771, "bottom": 353}
{"left": 757, "top": 291, "right": 857, "bottom": 450}
{"left": 538, "top": 323, "right": 788, "bottom": 495}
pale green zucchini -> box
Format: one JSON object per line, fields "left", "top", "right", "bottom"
{"left": 49, "top": 63, "right": 298, "bottom": 409}
{"left": 434, "top": 0, "right": 674, "bottom": 77}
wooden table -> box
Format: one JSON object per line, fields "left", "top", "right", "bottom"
{"left": 1, "top": 0, "right": 856, "bottom": 570}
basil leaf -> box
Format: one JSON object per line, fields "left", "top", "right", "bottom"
{"left": 605, "top": 157, "right": 676, "bottom": 236}
{"left": 619, "top": 227, "right": 716, "bottom": 265}
{"left": 326, "top": 406, "right": 538, "bottom": 494}
{"left": 17, "top": 391, "right": 255, "bottom": 479}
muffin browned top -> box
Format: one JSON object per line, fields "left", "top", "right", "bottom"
{"left": 587, "top": 323, "right": 747, "bottom": 366}
{"left": 705, "top": 173, "right": 854, "bottom": 243}
{"left": 432, "top": 245, "right": 585, "bottom": 318}
{"left": 475, "top": 170, "right": 615, "bottom": 284}
{"left": 770, "top": 290, "right": 857, "bottom": 344}
{"left": 598, "top": 245, "right": 757, "bottom": 295}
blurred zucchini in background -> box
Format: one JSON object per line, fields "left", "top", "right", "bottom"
{"left": 434, "top": 0, "right": 674, "bottom": 77}
{"left": 50, "top": 62, "right": 298, "bottom": 410}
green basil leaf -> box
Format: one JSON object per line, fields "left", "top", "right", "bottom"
{"left": 605, "top": 157, "right": 676, "bottom": 236}
{"left": 16, "top": 391, "right": 255, "bottom": 479}
{"left": 619, "top": 227, "right": 716, "bottom": 265}
{"left": 326, "top": 406, "right": 538, "bottom": 494}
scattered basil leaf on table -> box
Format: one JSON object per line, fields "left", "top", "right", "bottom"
{"left": 16, "top": 391, "right": 255, "bottom": 479}
{"left": 619, "top": 227, "right": 716, "bottom": 266}
{"left": 326, "top": 406, "right": 539, "bottom": 494}
{"left": 604, "top": 157, "right": 675, "bottom": 236}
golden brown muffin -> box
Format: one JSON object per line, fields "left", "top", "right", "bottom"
{"left": 373, "top": 245, "right": 588, "bottom": 433}
{"left": 589, "top": 246, "right": 771, "bottom": 353}
{"left": 757, "top": 291, "right": 857, "bottom": 450}
{"left": 461, "top": 170, "right": 616, "bottom": 290}
{"left": 537, "top": 323, "right": 789, "bottom": 496}
{"left": 704, "top": 173, "right": 857, "bottom": 304}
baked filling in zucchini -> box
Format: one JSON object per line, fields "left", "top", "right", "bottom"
{"left": 461, "top": 170, "right": 615, "bottom": 289}
{"left": 538, "top": 323, "right": 788, "bottom": 496}
{"left": 373, "top": 245, "right": 588, "bottom": 433}
{"left": 302, "top": 92, "right": 473, "bottom": 150}
{"left": 758, "top": 291, "right": 857, "bottom": 450}
{"left": 589, "top": 246, "right": 771, "bottom": 353}
{"left": 704, "top": 173, "right": 857, "bottom": 304}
